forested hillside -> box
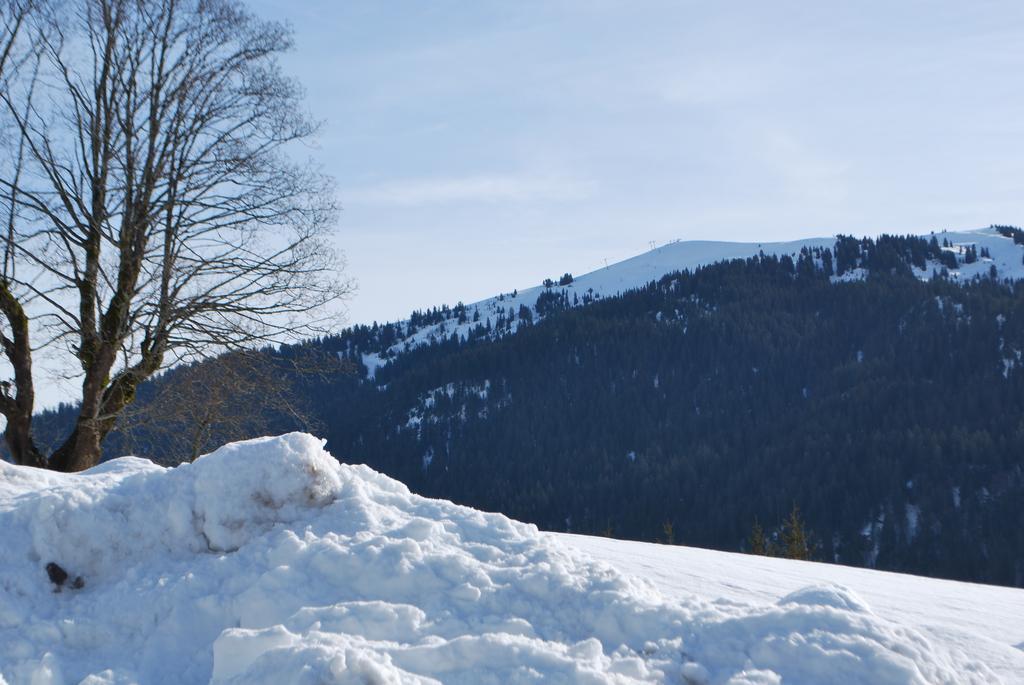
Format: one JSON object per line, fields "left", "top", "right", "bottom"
{"left": 31, "top": 232, "right": 1024, "bottom": 586}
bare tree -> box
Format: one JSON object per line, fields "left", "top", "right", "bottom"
{"left": 117, "top": 347, "right": 351, "bottom": 465}
{"left": 0, "top": 0, "right": 348, "bottom": 471}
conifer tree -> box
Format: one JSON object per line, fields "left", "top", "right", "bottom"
{"left": 782, "top": 505, "right": 811, "bottom": 561}
{"left": 749, "top": 519, "right": 769, "bottom": 555}
{"left": 821, "top": 249, "right": 834, "bottom": 278}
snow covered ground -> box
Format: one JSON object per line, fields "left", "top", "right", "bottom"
{"left": 561, "top": 534, "right": 1024, "bottom": 684}
{"left": 1, "top": 433, "right": 1020, "bottom": 684}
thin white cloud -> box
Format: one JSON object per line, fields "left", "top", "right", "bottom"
{"left": 655, "top": 61, "right": 784, "bottom": 107}
{"left": 345, "top": 174, "right": 597, "bottom": 207}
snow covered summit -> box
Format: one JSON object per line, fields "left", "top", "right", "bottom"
{"left": 0, "top": 434, "right": 1012, "bottom": 683}
{"left": 360, "top": 227, "right": 1024, "bottom": 376}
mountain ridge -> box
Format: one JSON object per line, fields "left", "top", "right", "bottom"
{"left": 356, "top": 227, "right": 1024, "bottom": 377}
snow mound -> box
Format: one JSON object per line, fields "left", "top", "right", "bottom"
{"left": 778, "top": 584, "right": 873, "bottom": 614}
{"left": 0, "top": 434, "right": 1001, "bottom": 684}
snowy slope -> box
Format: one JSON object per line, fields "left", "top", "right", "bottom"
{"left": 362, "top": 227, "right": 1024, "bottom": 375}
{"left": 561, "top": 534, "right": 1024, "bottom": 684}
{"left": 1, "top": 433, "right": 1019, "bottom": 684}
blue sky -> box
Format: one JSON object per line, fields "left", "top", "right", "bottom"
{"left": 250, "top": 0, "right": 1024, "bottom": 325}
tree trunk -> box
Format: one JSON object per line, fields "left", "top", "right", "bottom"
{"left": 3, "top": 411, "right": 44, "bottom": 468}
{"left": 0, "top": 281, "right": 40, "bottom": 467}
{"left": 47, "top": 424, "right": 100, "bottom": 473}
{"left": 48, "top": 354, "right": 158, "bottom": 471}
